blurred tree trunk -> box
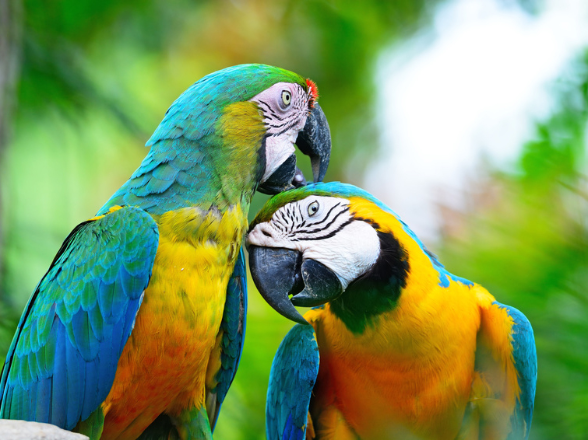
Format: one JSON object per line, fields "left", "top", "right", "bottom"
{"left": 0, "top": 0, "right": 23, "bottom": 299}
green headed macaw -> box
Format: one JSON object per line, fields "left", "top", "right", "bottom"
{"left": 247, "top": 182, "right": 537, "bottom": 440}
{"left": 0, "top": 64, "right": 331, "bottom": 440}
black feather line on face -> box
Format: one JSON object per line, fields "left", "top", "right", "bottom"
{"left": 329, "top": 221, "right": 410, "bottom": 334}
{"left": 271, "top": 119, "right": 301, "bottom": 137}
{"left": 256, "top": 86, "right": 307, "bottom": 136}
{"left": 301, "top": 202, "right": 345, "bottom": 229}
{"left": 257, "top": 99, "right": 283, "bottom": 121}
{"left": 291, "top": 218, "right": 354, "bottom": 242}
{"left": 295, "top": 205, "right": 349, "bottom": 237}
{"left": 288, "top": 202, "right": 347, "bottom": 239}
{"left": 263, "top": 100, "right": 285, "bottom": 121}
{"left": 255, "top": 136, "right": 268, "bottom": 185}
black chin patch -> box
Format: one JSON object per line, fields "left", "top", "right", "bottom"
{"left": 329, "top": 228, "right": 410, "bottom": 334}
{"left": 257, "top": 153, "right": 297, "bottom": 195}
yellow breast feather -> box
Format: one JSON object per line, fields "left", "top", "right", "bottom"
{"left": 100, "top": 204, "right": 247, "bottom": 440}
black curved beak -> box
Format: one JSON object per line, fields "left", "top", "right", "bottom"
{"left": 248, "top": 245, "right": 343, "bottom": 324}
{"left": 296, "top": 103, "right": 331, "bottom": 183}
{"left": 257, "top": 103, "right": 331, "bottom": 195}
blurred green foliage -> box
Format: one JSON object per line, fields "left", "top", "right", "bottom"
{"left": 438, "top": 52, "right": 588, "bottom": 439}
{"left": 0, "top": 1, "right": 586, "bottom": 439}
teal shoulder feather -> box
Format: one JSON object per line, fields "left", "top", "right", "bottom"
{"left": 0, "top": 207, "right": 158, "bottom": 430}
{"left": 266, "top": 324, "right": 319, "bottom": 440}
{"left": 494, "top": 302, "right": 537, "bottom": 440}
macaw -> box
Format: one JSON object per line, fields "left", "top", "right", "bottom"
{"left": 246, "top": 182, "right": 537, "bottom": 440}
{"left": 0, "top": 64, "right": 332, "bottom": 440}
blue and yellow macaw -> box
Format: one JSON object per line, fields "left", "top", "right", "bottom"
{"left": 247, "top": 182, "right": 537, "bottom": 440}
{"left": 0, "top": 64, "right": 332, "bottom": 440}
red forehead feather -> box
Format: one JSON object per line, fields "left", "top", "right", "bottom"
{"left": 306, "top": 79, "right": 319, "bottom": 107}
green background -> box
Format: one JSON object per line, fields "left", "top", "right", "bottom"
{"left": 0, "top": 1, "right": 586, "bottom": 438}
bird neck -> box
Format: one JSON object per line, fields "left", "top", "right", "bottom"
{"left": 329, "top": 230, "right": 410, "bottom": 334}
{"left": 97, "top": 102, "right": 266, "bottom": 217}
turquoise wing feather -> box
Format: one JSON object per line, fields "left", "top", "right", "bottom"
{"left": 209, "top": 247, "right": 248, "bottom": 430}
{"left": 494, "top": 302, "right": 537, "bottom": 440}
{"left": 0, "top": 206, "right": 158, "bottom": 430}
{"left": 266, "top": 324, "right": 320, "bottom": 440}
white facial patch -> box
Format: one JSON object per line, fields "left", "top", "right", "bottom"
{"left": 247, "top": 196, "right": 381, "bottom": 289}
{"left": 249, "top": 82, "right": 310, "bottom": 183}
{"left": 262, "top": 136, "right": 296, "bottom": 182}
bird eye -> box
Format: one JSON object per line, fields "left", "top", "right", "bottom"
{"left": 308, "top": 201, "right": 319, "bottom": 216}
{"left": 281, "top": 90, "right": 291, "bottom": 106}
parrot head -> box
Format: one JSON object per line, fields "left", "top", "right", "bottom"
{"left": 247, "top": 182, "right": 471, "bottom": 328}
{"left": 147, "top": 64, "right": 330, "bottom": 197}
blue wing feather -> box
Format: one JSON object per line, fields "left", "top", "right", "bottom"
{"left": 494, "top": 302, "right": 537, "bottom": 440}
{"left": 266, "top": 324, "right": 320, "bottom": 440}
{"left": 210, "top": 247, "right": 248, "bottom": 430}
{"left": 0, "top": 206, "right": 159, "bottom": 430}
